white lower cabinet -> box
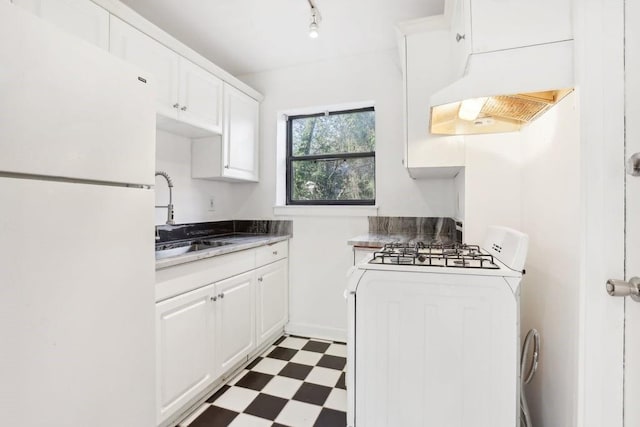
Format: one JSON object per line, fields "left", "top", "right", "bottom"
{"left": 215, "top": 270, "right": 256, "bottom": 374}
{"left": 156, "top": 284, "right": 216, "bottom": 425}
{"left": 256, "top": 259, "right": 288, "bottom": 347}
{"left": 155, "top": 242, "right": 289, "bottom": 426}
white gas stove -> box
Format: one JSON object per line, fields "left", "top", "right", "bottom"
{"left": 346, "top": 226, "right": 529, "bottom": 427}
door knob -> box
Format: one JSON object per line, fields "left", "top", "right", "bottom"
{"left": 606, "top": 277, "right": 640, "bottom": 301}
{"left": 628, "top": 152, "right": 640, "bottom": 176}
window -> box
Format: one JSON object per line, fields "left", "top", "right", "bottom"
{"left": 286, "top": 107, "right": 375, "bottom": 205}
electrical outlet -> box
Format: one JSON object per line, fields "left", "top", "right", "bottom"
{"left": 208, "top": 196, "right": 215, "bottom": 212}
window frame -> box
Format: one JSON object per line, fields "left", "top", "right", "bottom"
{"left": 285, "top": 106, "right": 376, "bottom": 206}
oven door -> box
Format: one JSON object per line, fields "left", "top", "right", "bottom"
{"left": 352, "top": 269, "right": 518, "bottom": 427}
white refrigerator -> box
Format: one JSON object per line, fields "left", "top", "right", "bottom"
{"left": 0, "top": 4, "right": 156, "bottom": 426}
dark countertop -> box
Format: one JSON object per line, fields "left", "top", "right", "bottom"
{"left": 348, "top": 234, "right": 418, "bottom": 248}
{"left": 155, "top": 234, "right": 290, "bottom": 270}
{"left": 155, "top": 220, "right": 293, "bottom": 270}
{"left": 348, "top": 216, "right": 461, "bottom": 248}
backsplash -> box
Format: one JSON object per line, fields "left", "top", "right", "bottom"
{"left": 156, "top": 220, "right": 293, "bottom": 244}
{"left": 368, "top": 216, "right": 460, "bottom": 243}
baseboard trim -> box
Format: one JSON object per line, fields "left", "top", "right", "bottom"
{"left": 285, "top": 322, "right": 347, "bottom": 342}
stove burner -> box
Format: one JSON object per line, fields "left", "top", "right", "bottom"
{"left": 369, "top": 242, "right": 500, "bottom": 269}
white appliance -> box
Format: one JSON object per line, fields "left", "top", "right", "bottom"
{"left": 0, "top": 4, "right": 156, "bottom": 426}
{"left": 346, "top": 226, "right": 529, "bottom": 427}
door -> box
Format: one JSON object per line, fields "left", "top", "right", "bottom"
{"left": 223, "top": 83, "right": 260, "bottom": 181}
{"left": 109, "top": 15, "right": 179, "bottom": 119}
{"left": 0, "top": 5, "right": 155, "bottom": 185}
{"left": 354, "top": 270, "right": 517, "bottom": 427}
{"left": 215, "top": 271, "right": 256, "bottom": 374}
{"left": 156, "top": 284, "right": 217, "bottom": 425}
{"left": 179, "top": 58, "right": 223, "bottom": 133}
{"left": 0, "top": 179, "right": 156, "bottom": 427}
{"left": 624, "top": 1, "right": 640, "bottom": 423}
{"left": 256, "top": 259, "right": 288, "bottom": 346}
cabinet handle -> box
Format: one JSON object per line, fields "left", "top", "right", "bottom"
{"left": 219, "top": 293, "right": 225, "bottom": 299}
{"left": 181, "top": 106, "right": 187, "bottom": 111}
{"left": 258, "top": 277, "right": 263, "bottom": 282}
{"left": 224, "top": 165, "right": 230, "bottom": 169}
{"left": 173, "top": 103, "right": 180, "bottom": 109}
{"left": 273, "top": 250, "right": 278, "bottom": 255}
{"left": 456, "top": 33, "right": 466, "bottom": 42}
{"left": 210, "top": 296, "right": 217, "bottom": 302}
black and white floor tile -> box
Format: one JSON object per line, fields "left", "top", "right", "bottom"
{"left": 180, "top": 336, "right": 347, "bottom": 427}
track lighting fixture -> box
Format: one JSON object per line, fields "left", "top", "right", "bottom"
{"left": 308, "top": 0, "right": 321, "bottom": 39}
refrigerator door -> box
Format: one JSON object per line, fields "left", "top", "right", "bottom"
{"left": 0, "top": 3, "right": 155, "bottom": 186}
{"left": 0, "top": 177, "right": 155, "bottom": 427}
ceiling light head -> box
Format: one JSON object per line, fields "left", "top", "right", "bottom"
{"left": 309, "top": 21, "right": 319, "bottom": 38}
{"left": 308, "top": 3, "right": 321, "bottom": 39}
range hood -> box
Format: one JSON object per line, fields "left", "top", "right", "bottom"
{"left": 430, "top": 40, "right": 574, "bottom": 135}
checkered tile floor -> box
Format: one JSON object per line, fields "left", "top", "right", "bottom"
{"left": 180, "top": 335, "right": 347, "bottom": 427}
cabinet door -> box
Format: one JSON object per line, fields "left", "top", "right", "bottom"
{"left": 223, "top": 83, "right": 259, "bottom": 181}
{"left": 470, "top": 0, "right": 572, "bottom": 53}
{"left": 109, "top": 16, "right": 179, "bottom": 119}
{"left": 256, "top": 259, "right": 288, "bottom": 347}
{"left": 450, "top": 0, "right": 472, "bottom": 77}
{"left": 215, "top": 271, "right": 256, "bottom": 374}
{"left": 156, "top": 284, "right": 216, "bottom": 425}
{"left": 13, "top": 0, "right": 109, "bottom": 49}
{"left": 179, "top": 58, "right": 223, "bottom": 134}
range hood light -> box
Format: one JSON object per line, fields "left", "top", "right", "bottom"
{"left": 458, "top": 97, "right": 488, "bottom": 121}
{"left": 428, "top": 40, "right": 575, "bottom": 135}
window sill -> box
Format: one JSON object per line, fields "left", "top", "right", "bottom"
{"left": 273, "top": 205, "right": 379, "bottom": 217}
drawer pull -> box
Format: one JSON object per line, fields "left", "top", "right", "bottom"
{"left": 219, "top": 293, "right": 225, "bottom": 299}
{"left": 273, "top": 251, "right": 278, "bottom": 255}
{"left": 258, "top": 277, "right": 263, "bottom": 282}
{"left": 210, "top": 296, "right": 217, "bottom": 302}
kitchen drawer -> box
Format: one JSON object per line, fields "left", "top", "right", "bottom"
{"left": 156, "top": 249, "right": 255, "bottom": 302}
{"left": 256, "top": 240, "right": 288, "bottom": 266}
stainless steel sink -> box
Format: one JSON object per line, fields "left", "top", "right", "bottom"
{"left": 155, "top": 239, "right": 234, "bottom": 260}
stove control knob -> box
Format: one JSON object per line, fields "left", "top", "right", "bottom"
{"left": 418, "top": 255, "right": 427, "bottom": 263}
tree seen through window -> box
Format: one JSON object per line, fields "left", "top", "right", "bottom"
{"left": 286, "top": 107, "right": 375, "bottom": 205}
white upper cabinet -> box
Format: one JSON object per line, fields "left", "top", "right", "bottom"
{"left": 191, "top": 83, "right": 260, "bottom": 182}
{"left": 223, "top": 83, "right": 260, "bottom": 181}
{"left": 13, "top": 0, "right": 109, "bottom": 49}
{"left": 109, "top": 15, "right": 179, "bottom": 119}
{"left": 110, "top": 16, "right": 223, "bottom": 137}
{"left": 447, "top": 0, "right": 572, "bottom": 78}
{"left": 402, "top": 27, "right": 465, "bottom": 178}
{"left": 470, "top": 0, "right": 572, "bottom": 54}
{"left": 450, "top": 0, "right": 472, "bottom": 76}
{"left": 178, "top": 58, "right": 223, "bottom": 134}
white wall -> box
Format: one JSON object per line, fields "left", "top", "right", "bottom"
{"left": 519, "top": 92, "right": 581, "bottom": 426}
{"left": 235, "top": 49, "right": 457, "bottom": 340}
{"left": 154, "top": 130, "right": 239, "bottom": 225}
{"left": 462, "top": 133, "right": 523, "bottom": 243}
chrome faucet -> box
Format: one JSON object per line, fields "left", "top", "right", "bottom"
{"left": 155, "top": 171, "right": 175, "bottom": 225}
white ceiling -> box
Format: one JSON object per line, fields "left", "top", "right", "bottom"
{"left": 119, "top": 0, "right": 445, "bottom": 76}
